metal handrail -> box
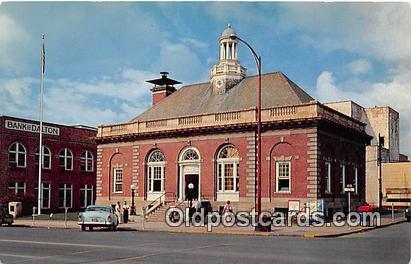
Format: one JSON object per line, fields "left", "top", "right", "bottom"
{"left": 143, "top": 192, "right": 176, "bottom": 216}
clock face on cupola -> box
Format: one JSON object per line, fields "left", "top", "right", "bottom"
{"left": 210, "top": 24, "right": 247, "bottom": 95}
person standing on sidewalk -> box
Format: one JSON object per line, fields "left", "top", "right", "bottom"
{"left": 115, "top": 201, "right": 122, "bottom": 224}
{"left": 123, "top": 201, "right": 130, "bottom": 224}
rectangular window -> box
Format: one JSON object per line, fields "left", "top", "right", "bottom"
{"left": 341, "top": 165, "right": 346, "bottom": 193}
{"left": 35, "top": 183, "right": 51, "bottom": 209}
{"left": 80, "top": 184, "right": 94, "bottom": 207}
{"left": 236, "top": 163, "right": 239, "bottom": 192}
{"left": 59, "top": 184, "right": 73, "bottom": 208}
{"left": 8, "top": 182, "right": 26, "bottom": 194}
{"left": 325, "top": 161, "right": 332, "bottom": 193}
{"left": 113, "top": 168, "right": 123, "bottom": 193}
{"left": 218, "top": 162, "right": 239, "bottom": 192}
{"left": 353, "top": 167, "right": 358, "bottom": 194}
{"left": 218, "top": 163, "right": 223, "bottom": 191}
{"left": 153, "top": 166, "right": 162, "bottom": 192}
{"left": 276, "top": 161, "right": 290, "bottom": 192}
{"left": 224, "top": 163, "right": 234, "bottom": 191}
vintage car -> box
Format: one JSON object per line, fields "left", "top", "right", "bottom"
{"left": 0, "top": 204, "right": 13, "bottom": 226}
{"left": 78, "top": 205, "right": 119, "bottom": 231}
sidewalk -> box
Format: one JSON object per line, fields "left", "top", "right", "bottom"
{"left": 13, "top": 214, "right": 407, "bottom": 238}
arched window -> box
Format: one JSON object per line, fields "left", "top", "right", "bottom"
{"left": 181, "top": 149, "right": 199, "bottom": 161}
{"left": 80, "top": 150, "right": 94, "bottom": 172}
{"left": 59, "top": 148, "right": 73, "bottom": 171}
{"left": 217, "top": 145, "right": 239, "bottom": 192}
{"left": 9, "top": 142, "right": 26, "bottom": 168}
{"left": 35, "top": 146, "right": 51, "bottom": 169}
{"left": 147, "top": 150, "right": 165, "bottom": 193}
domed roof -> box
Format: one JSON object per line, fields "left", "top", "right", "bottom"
{"left": 220, "top": 24, "right": 236, "bottom": 39}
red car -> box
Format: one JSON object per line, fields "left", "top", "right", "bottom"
{"left": 357, "top": 205, "right": 378, "bottom": 212}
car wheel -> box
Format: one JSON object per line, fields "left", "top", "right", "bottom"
{"left": 89, "top": 226, "right": 94, "bottom": 231}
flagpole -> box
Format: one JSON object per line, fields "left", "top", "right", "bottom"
{"left": 37, "top": 34, "right": 45, "bottom": 215}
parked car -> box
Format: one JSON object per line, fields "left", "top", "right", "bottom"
{"left": 405, "top": 206, "right": 411, "bottom": 222}
{"left": 78, "top": 205, "right": 119, "bottom": 231}
{"left": 0, "top": 204, "right": 13, "bottom": 226}
{"left": 357, "top": 205, "right": 378, "bottom": 212}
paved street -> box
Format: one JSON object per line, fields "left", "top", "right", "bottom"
{"left": 0, "top": 222, "right": 409, "bottom": 263}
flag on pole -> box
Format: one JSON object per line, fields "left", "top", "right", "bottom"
{"left": 41, "top": 35, "right": 45, "bottom": 74}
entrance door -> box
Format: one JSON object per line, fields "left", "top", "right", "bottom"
{"left": 185, "top": 174, "right": 199, "bottom": 200}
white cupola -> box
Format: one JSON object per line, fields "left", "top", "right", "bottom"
{"left": 210, "top": 24, "right": 246, "bottom": 94}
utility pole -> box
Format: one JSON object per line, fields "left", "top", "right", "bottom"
{"left": 378, "top": 133, "right": 383, "bottom": 210}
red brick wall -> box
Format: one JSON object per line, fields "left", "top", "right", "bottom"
{"left": 97, "top": 127, "right": 366, "bottom": 209}
{"left": 98, "top": 131, "right": 313, "bottom": 201}
{"left": 152, "top": 90, "right": 174, "bottom": 106}
{"left": 262, "top": 133, "right": 309, "bottom": 199}
{"left": 319, "top": 132, "right": 366, "bottom": 203}
{"left": 0, "top": 116, "right": 96, "bottom": 212}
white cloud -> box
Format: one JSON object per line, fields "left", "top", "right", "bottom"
{"left": 279, "top": 3, "right": 411, "bottom": 63}
{"left": 181, "top": 38, "right": 209, "bottom": 49}
{"left": 0, "top": 77, "right": 36, "bottom": 117}
{"left": 151, "top": 41, "right": 209, "bottom": 83}
{"left": 0, "top": 68, "right": 157, "bottom": 126}
{"left": 315, "top": 65, "right": 411, "bottom": 156}
{"left": 347, "top": 59, "right": 372, "bottom": 75}
{"left": 0, "top": 13, "right": 31, "bottom": 73}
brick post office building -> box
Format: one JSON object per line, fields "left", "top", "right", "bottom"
{"left": 0, "top": 116, "right": 97, "bottom": 213}
{"left": 95, "top": 25, "right": 371, "bottom": 217}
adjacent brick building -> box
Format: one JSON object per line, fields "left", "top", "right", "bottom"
{"left": 95, "top": 25, "right": 371, "bottom": 217}
{"left": 0, "top": 115, "right": 97, "bottom": 212}
{"left": 325, "top": 101, "right": 409, "bottom": 207}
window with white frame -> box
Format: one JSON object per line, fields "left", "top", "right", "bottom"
{"left": 113, "top": 167, "right": 123, "bottom": 193}
{"left": 147, "top": 150, "right": 165, "bottom": 193}
{"left": 80, "top": 184, "right": 94, "bottom": 207}
{"left": 325, "top": 161, "right": 332, "bottom": 193}
{"left": 58, "top": 184, "right": 73, "bottom": 208}
{"left": 8, "top": 182, "right": 26, "bottom": 194}
{"left": 35, "top": 183, "right": 51, "bottom": 209}
{"left": 9, "top": 142, "right": 26, "bottom": 168}
{"left": 35, "top": 146, "right": 51, "bottom": 169}
{"left": 276, "top": 161, "right": 291, "bottom": 192}
{"left": 80, "top": 150, "right": 94, "bottom": 172}
{"left": 59, "top": 148, "right": 73, "bottom": 171}
{"left": 217, "top": 146, "right": 239, "bottom": 192}
{"left": 353, "top": 167, "right": 358, "bottom": 194}
{"left": 341, "top": 164, "right": 346, "bottom": 193}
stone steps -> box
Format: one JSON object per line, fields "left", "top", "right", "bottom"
{"left": 145, "top": 202, "right": 187, "bottom": 222}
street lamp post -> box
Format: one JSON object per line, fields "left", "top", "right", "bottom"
{"left": 130, "top": 184, "right": 136, "bottom": 215}
{"left": 230, "top": 34, "right": 262, "bottom": 231}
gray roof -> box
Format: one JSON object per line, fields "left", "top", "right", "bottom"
{"left": 132, "top": 72, "right": 314, "bottom": 122}
{"left": 220, "top": 24, "right": 236, "bottom": 39}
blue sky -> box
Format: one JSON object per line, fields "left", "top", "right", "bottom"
{"left": 0, "top": 2, "right": 410, "bottom": 155}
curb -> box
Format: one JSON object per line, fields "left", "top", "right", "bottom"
{"left": 12, "top": 219, "right": 407, "bottom": 238}
{"left": 309, "top": 219, "right": 407, "bottom": 238}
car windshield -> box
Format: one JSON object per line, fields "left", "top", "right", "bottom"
{"left": 85, "top": 207, "right": 111, "bottom": 212}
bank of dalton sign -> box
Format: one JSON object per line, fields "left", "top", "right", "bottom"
{"left": 5, "top": 120, "right": 60, "bottom": 136}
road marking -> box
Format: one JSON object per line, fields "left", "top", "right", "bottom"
{"left": 0, "top": 239, "right": 158, "bottom": 250}
{"left": 0, "top": 253, "right": 42, "bottom": 259}
{"left": 101, "top": 243, "right": 234, "bottom": 263}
